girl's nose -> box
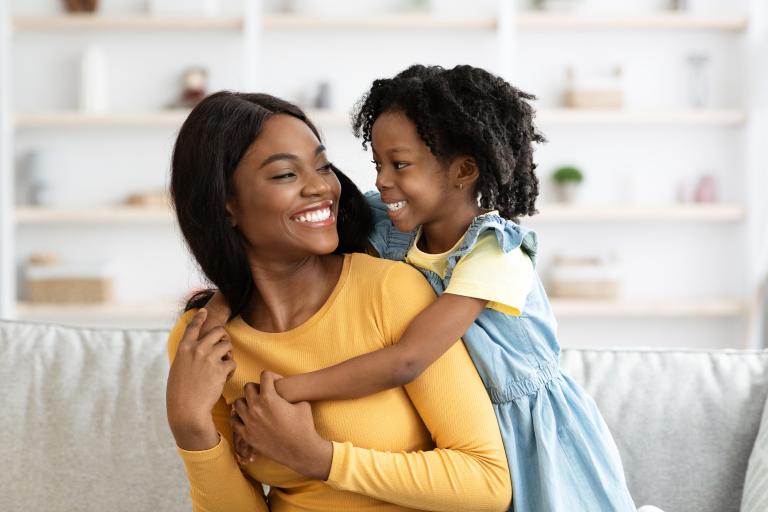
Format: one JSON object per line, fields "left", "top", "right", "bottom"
{"left": 375, "top": 167, "right": 392, "bottom": 191}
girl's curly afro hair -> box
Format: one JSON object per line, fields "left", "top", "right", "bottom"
{"left": 352, "top": 64, "right": 545, "bottom": 219}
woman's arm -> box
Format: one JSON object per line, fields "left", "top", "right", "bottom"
{"left": 167, "top": 310, "right": 268, "bottom": 512}
{"left": 275, "top": 292, "right": 486, "bottom": 402}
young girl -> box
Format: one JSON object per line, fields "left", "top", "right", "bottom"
{"left": 205, "top": 65, "right": 639, "bottom": 512}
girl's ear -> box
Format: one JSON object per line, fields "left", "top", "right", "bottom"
{"left": 452, "top": 156, "right": 480, "bottom": 189}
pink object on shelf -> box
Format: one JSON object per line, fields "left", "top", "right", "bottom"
{"left": 693, "top": 174, "right": 719, "bottom": 203}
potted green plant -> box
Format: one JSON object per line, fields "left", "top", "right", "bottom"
{"left": 552, "top": 165, "right": 584, "bottom": 203}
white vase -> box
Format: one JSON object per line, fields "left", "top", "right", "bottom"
{"left": 554, "top": 182, "right": 581, "bottom": 203}
{"left": 79, "top": 46, "right": 109, "bottom": 113}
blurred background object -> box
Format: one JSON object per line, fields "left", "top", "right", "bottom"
{"left": 0, "top": 0, "right": 766, "bottom": 350}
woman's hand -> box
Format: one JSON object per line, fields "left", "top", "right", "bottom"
{"left": 231, "top": 371, "right": 333, "bottom": 480}
{"left": 166, "top": 309, "right": 236, "bottom": 451}
{"left": 201, "top": 290, "right": 232, "bottom": 333}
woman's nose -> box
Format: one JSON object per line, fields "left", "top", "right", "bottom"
{"left": 303, "top": 169, "right": 333, "bottom": 196}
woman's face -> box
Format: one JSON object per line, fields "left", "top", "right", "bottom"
{"left": 226, "top": 114, "right": 341, "bottom": 261}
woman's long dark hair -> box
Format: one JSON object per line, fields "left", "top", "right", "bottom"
{"left": 171, "top": 91, "right": 372, "bottom": 318}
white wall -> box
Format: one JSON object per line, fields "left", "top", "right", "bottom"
{"left": 2, "top": 0, "right": 764, "bottom": 347}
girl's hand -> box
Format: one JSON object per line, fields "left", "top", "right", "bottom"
{"left": 231, "top": 411, "right": 258, "bottom": 465}
{"left": 167, "top": 309, "right": 237, "bottom": 451}
{"left": 231, "top": 371, "right": 333, "bottom": 480}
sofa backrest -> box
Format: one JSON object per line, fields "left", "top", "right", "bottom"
{"left": 562, "top": 348, "right": 768, "bottom": 512}
{"left": 2, "top": 319, "right": 767, "bottom": 512}
{"left": 0, "top": 320, "right": 190, "bottom": 512}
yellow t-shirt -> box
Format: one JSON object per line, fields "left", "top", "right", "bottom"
{"left": 168, "top": 253, "right": 511, "bottom": 512}
{"left": 406, "top": 225, "right": 534, "bottom": 316}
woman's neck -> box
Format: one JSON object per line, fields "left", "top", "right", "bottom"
{"left": 243, "top": 253, "right": 344, "bottom": 333}
{"left": 419, "top": 200, "right": 482, "bottom": 255}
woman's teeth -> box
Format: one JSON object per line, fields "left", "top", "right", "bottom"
{"left": 294, "top": 207, "right": 331, "bottom": 223}
{"left": 387, "top": 201, "right": 407, "bottom": 212}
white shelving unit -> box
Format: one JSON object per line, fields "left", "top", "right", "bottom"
{"left": 0, "top": 1, "right": 13, "bottom": 318}
{"left": 1, "top": 0, "right": 764, "bottom": 347}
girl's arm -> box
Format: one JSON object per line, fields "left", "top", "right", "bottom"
{"left": 275, "top": 292, "right": 486, "bottom": 403}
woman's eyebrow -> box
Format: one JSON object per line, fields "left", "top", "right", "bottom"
{"left": 260, "top": 153, "right": 297, "bottom": 168}
{"left": 259, "top": 145, "right": 326, "bottom": 169}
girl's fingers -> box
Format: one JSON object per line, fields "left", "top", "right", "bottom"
{"left": 244, "top": 381, "right": 260, "bottom": 404}
{"left": 259, "top": 370, "right": 277, "bottom": 397}
{"left": 233, "top": 397, "right": 249, "bottom": 418}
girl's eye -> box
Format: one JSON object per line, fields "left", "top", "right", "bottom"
{"left": 371, "top": 160, "right": 382, "bottom": 173}
{"left": 394, "top": 161, "right": 409, "bottom": 171}
{"left": 271, "top": 171, "right": 296, "bottom": 180}
{"left": 317, "top": 163, "right": 333, "bottom": 173}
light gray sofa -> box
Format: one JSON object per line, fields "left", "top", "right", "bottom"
{"left": 1, "top": 318, "right": 766, "bottom": 512}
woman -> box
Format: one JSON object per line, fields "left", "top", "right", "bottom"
{"left": 165, "top": 91, "right": 511, "bottom": 511}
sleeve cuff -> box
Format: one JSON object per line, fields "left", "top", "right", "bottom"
{"left": 445, "top": 281, "right": 523, "bottom": 316}
{"left": 326, "top": 440, "right": 351, "bottom": 488}
{"left": 176, "top": 434, "right": 227, "bottom": 463}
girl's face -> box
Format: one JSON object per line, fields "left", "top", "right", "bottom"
{"left": 226, "top": 114, "right": 341, "bottom": 261}
{"left": 371, "top": 110, "right": 452, "bottom": 233}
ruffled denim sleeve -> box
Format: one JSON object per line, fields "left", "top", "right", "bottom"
{"left": 365, "top": 191, "right": 415, "bottom": 262}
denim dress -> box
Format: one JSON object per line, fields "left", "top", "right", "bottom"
{"left": 366, "top": 193, "right": 636, "bottom": 512}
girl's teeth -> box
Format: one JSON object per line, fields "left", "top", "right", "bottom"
{"left": 387, "top": 201, "right": 407, "bottom": 212}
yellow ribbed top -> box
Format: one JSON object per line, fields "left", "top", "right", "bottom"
{"left": 168, "top": 252, "right": 511, "bottom": 512}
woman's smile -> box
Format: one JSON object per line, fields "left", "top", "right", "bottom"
{"left": 290, "top": 200, "right": 336, "bottom": 227}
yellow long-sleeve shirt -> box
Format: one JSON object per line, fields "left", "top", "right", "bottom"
{"left": 168, "top": 252, "right": 511, "bottom": 512}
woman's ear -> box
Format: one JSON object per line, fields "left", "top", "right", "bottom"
{"left": 452, "top": 156, "right": 480, "bottom": 190}
{"left": 225, "top": 198, "right": 237, "bottom": 228}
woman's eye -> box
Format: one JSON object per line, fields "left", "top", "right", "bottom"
{"left": 394, "top": 161, "right": 409, "bottom": 171}
{"left": 317, "top": 163, "right": 333, "bottom": 173}
{"left": 271, "top": 172, "right": 296, "bottom": 180}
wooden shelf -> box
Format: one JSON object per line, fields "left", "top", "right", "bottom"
{"left": 15, "top": 110, "right": 191, "bottom": 128}
{"left": 12, "top": 13, "right": 747, "bottom": 33}
{"left": 516, "top": 13, "right": 748, "bottom": 31}
{"left": 263, "top": 14, "right": 496, "bottom": 30}
{"left": 526, "top": 204, "right": 746, "bottom": 222}
{"left": 14, "top": 108, "right": 746, "bottom": 129}
{"left": 551, "top": 299, "right": 745, "bottom": 318}
{"left": 13, "top": 15, "right": 243, "bottom": 31}
{"left": 16, "top": 206, "right": 174, "bottom": 225}
{"left": 537, "top": 109, "right": 746, "bottom": 126}
{"left": 14, "top": 109, "right": 343, "bottom": 129}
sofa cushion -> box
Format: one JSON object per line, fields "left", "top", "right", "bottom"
{"left": 741, "top": 390, "right": 768, "bottom": 512}
{"left": 0, "top": 320, "right": 190, "bottom": 512}
{"left": 562, "top": 348, "right": 768, "bottom": 512}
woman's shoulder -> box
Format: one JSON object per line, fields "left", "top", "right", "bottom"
{"left": 348, "top": 252, "right": 432, "bottom": 294}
